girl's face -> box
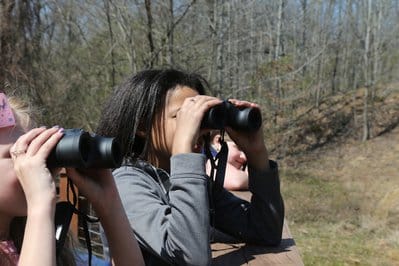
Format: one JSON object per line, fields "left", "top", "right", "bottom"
{"left": 0, "top": 125, "right": 27, "bottom": 218}
{"left": 149, "top": 86, "right": 199, "bottom": 168}
{"left": 226, "top": 141, "right": 247, "bottom": 170}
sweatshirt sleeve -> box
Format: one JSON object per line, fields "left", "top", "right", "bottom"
{"left": 113, "top": 153, "right": 211, "bottom": 266}
{"left": 213, "top": 160, "right": 285, "bottom": 246}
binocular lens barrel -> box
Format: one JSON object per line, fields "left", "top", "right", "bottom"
{"left": 201, "top": 104, "right": 227, "bottom": 129}
{"left": 228, "top": 106, "right": 262, "bottom": 131}
{"left": 201, "top": 101, "right": 262, "bottom": 131}
{"left": 47, "top": 129, "right": 122, "bottom": 168}
{"left": 88, "top": 135, "right": 122, "bottom": 168}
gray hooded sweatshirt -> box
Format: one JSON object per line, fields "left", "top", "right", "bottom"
{"left": 101, "top": 153, "right": 284, "bottom": 266}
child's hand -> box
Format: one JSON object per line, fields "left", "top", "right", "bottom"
{"left": 11, "top": 127, "right": 64, "bottom": 209}
{"left": 225, "top": 99, "right": 270, "bottom": 171}
{"left": 65, "top": 168, "right": 119, "bottom": 217}
{"left": 173, "top": 95, "right": 222, "bottom": 155}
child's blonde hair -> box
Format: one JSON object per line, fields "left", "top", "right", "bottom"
{"left": 7, "top": 96, "right": 38, "bottom": 131}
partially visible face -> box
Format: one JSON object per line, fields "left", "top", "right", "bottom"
{"left": 226, "top": 141, "right": 247, "bottom": 170}
{"left": 150, "top": 86, "right": 199, "bottom": 168}
{"left": 0, "top": 125, "right": 27, "bottom": 217}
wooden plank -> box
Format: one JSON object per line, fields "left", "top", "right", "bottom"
{"left": 211, "top": 191, "right": 304, "bottom": 265}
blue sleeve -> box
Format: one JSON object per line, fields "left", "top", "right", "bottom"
{"left": 74, "top": 250, "right": 111, "bottom": 266}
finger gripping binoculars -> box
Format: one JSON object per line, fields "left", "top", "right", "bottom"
{"left": 201, "top": 101, "right": 262, "bottom": 131}
{"left": 47, "top": 128, "right": 122, "bottom": 168}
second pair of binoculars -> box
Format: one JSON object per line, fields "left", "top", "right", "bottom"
{"left": 201, "top": 100, "right": 262, "bottom": 131}
{"left": 47, "top": 128, "right": 122, "bottom": 168}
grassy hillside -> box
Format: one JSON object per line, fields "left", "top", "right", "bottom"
{"left": 279, "top": 118, "right": 399, "bottom": 265}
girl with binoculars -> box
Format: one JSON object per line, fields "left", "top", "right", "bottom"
{"left": 0, "top": 94, "right": 144, "bottom": 266}
{"left": 97, "top": 69, "right": 285, "bottom": 265}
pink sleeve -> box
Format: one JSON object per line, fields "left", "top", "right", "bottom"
{"left": 0, "top": 240, "right": 20, "bottom": 265}
{"left": 0, "top": 93, "right": 16, "bottom": 128}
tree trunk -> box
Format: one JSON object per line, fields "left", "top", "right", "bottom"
{"left": 331, "top": 1, "right": 343, "bottom": 94}
{"left": 144, "top": 0, "right": 156, "bottom": 68}
{"left": 206, "top": 0, "right": 216, "bottom": 90}
{"left": 104, "top": 0, "right": 116, "bottom": 87}
{"left": 370, "top": 0, "right": 382, "bottom": 138}
{"left": 301, "top": 0, "right": 308, "bottom": 76}
{"left": 273, "top": 0, "right": 284, "bottom": 122}
{"left": 362, "top": 0, "right": 372, "bottom": 142}
{"left": 273, "top": 0, "right": 283, "bottom": 61}
{"left": 167, "top": 0, "right": 174, "bottom": 66}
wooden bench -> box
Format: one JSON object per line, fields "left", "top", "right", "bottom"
{"left": 211, "top": 191, "right": 304, "bottom": 265}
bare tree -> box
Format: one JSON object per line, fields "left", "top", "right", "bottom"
{"left": 144, "top": 0, "right": 156, "bottom": 68}
{"left": 104, "top": 0, "right": 116, "bottom": 86}
{"left": 166, "top": 0, "right": 174, "bottom": 65}
{"left": 362, "top": 0, "right": 372, "bottom": 141}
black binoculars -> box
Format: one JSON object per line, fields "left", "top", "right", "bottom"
{"left": 201, "top": 101, "right": 262, "bottom": 131}
{"left": 47, "top": 128, "right": 122, "bottom": 168}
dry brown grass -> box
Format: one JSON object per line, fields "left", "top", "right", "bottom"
{"left": 279, "top": 124, "right": 399, "bottom": 265}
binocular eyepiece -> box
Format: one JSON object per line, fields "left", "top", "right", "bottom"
{"left": 47, "top": 128, "right": 122, "bottom": 168}
{"left": 201, "top": 101, "right": 262, "bottom": 131}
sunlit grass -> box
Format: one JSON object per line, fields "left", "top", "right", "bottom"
{"left": 292, "top": 222, "right": 398, "bottom": 266}
{"left": 280, "top": 149, "right": 399, "bottom": 266}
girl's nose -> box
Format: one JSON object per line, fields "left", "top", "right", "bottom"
{"left": 238, "top": 151, "right": 247, "bottom": 162}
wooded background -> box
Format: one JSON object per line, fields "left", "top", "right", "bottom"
{"left": 1, "top": 0, "right": 399, "bottom": 157}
